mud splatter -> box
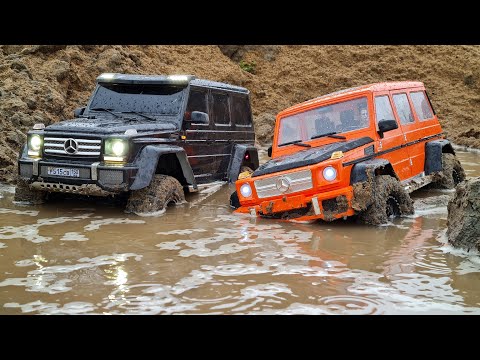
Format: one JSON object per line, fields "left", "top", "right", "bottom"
{"left": 355, "top": 175, "right": 414, "bottom": 225}
{"left": 125, "top": 175, "right": 185, "bottom": 214}
{"left": 13, "top": 178, "right": 45, "bottom": 204}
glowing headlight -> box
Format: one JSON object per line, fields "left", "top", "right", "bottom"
{"left": 240, "top": 183, "right": 252, "bottom": 198}
{"left": 323, "top": 166, "right": 337, "bottom": 181}
{"left": 112, "top": 141, "right": 125, "bottom": 156}
{"left": 29, "top": 135, "right": 43, "bottom": 151}
{"left": 104, "top": 138, "right": 128, "bottom": 161}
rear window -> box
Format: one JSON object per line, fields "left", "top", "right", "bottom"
{"left": 392, "top": 93, "right": 415, "bottom": 124}
{"left": 410, "top": 91, "right": 434, "bottom": 121}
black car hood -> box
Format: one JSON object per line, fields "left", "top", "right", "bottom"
{"left": 253, "top": 137, "right": 374, "bottom": 177}
{"left": 45, "top": 117, "right": 178, "bottom": 134}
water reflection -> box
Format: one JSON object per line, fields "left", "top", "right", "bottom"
{"left": 0, "top": 150, "right": 479, "bottom": 314}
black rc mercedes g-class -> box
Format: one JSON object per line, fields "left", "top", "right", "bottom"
{"left": 15, "top": 73, "right": 259, "bottom": 214}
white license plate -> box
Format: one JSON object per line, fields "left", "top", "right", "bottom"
{"left": 47, "top": 167, "right": 80, "bottom": 177}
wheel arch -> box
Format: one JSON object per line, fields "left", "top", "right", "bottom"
{"left": 227, "top": 144, "right": 259, "bottom": 183}
{"left": 130, "top": 145, "right": 197, "bottom": 191}
{"left": 425, "top": 139, "right": 455, "bottom": 175}
{"left": 350, "top": 158, "right": 398, "bottom": 184}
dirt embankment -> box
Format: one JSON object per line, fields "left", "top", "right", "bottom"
{"left": 1, "top": 45, "right": 480, "bottom": 184}
{"left": 447, "top": 177, "right": 480, "bottom": 252}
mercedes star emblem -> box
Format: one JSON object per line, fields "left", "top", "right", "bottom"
{"left": 275, "top": 177, "right": 291, "bottom": 193}
{"left": 64, "top": 139, "right": 79, "bottom": 154}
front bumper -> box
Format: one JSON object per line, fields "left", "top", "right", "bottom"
{"left": 235, "top": 186, "right": 355, "bottom": 222}
{"left": 18, "top": 158, "right": 138, "bottom": 195}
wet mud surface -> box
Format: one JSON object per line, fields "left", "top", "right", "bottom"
{"left": 0, "top": 150, "right": 480, "bottom": 314}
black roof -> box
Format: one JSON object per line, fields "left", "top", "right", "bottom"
{"left": 96, "top": 73, "right": 249, "bottom": 94}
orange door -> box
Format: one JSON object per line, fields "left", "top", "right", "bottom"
{"left": 390, "top": 91, "right": 424, "bottom": 178}
{"left": 373, "top": 93, "right": 411, "bottom": 180}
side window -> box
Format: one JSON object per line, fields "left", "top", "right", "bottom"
{"left": 212, "top": 92, "right": 231, "bottom": 126}
{"left": 374, "top": 95, "right": 397, "bottom": 125}
{"left": 231, "top": 94, "right": 252, "bottom": 127}
{"left": 186, "top": 89, "right": 208, "bottom": 114}
{"left": 392, "top": 93, "right": 415, "bottom": 124}
{"left": 410, "top": 91, "right": 434, "bottom": 121}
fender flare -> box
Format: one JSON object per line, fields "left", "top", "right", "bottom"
{"left": 130, "top": 145, "right": 197, "bottom": 191}
{"left": 350, "top": 158, "right": 398, "bottom": 184}
{"left": 425, "top": 139, "right": 454, "bottom": 175}
{"left": 227, "top": 144, "right": 259, "bottom": 183}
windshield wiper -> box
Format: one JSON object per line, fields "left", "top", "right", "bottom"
{"left": 278, "top": 139, "right": 312, "bottom": 147}
{"left": 89, "top": 107, "right": 121, "bottom": 118}
{"left": 311, "top": 131, "right": 346, "bottom": 140}
{"left": 121, "top": 111, "right": 157, "bottom": 122}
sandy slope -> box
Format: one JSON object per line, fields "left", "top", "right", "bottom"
{"left": 1, "top": 45, "right": 479, "bottom": 183}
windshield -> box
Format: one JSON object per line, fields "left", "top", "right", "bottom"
{"left": 87, "top": 83, "right": 187, "bottom": 116}
{"left": 277, "top": 97, "right": 370, "bottom": 146}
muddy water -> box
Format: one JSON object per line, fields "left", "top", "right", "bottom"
{"left": 1, "top": 150, "right": 480, "bottom": 314}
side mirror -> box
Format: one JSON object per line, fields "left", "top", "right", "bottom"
{"left": 267, "top": 146, "right": 272, "bottom": 157}
{"left": 74, "top": 107, "right": 85, "bottom": 118}
{"left": 377, "top": 119, "right": 398, "bottom": 138}
{"left": 191, "top": 111, "right": 209, "bottom": 124}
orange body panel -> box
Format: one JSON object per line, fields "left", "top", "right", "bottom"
{"left": 234, "top": 81, "right": 445, "bottom": 222}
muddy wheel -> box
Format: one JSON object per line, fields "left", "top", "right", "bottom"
{"left": 386, "top": 195, "right": 401, "bottom": 217}
{"left": 229, "top": 190, "right": 240, "bottom": 209}
{"left": 13, "top": 178, "right": 46, "bottom": 204}
{"left": 434, "top": 153, "right": 466, "bottom": 189}
{"left": 357, "top": 175, "right": 414, "bottom": 225}
{"left": 125, "top": 175, "right": 185, "bottom": 214}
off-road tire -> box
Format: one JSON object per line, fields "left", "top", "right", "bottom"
{"left": 125, "top": 175, "right": 185, "bottom": 214}
{"left": 229, "top": 190, "right": 240, "bottom": 209}
{"left": 357, "top": 175, "right": 414, "bottom": 225}
{"left": 434, "top": 153, "right": 466, "bottom": 189}
{"left": 14, "top": 178, "right": 46, "bottom": 204}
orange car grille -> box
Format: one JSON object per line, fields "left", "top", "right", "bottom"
{"left": 253, "top": 169, "right": 313, "bottom": 199}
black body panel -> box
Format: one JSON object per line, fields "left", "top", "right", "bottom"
{"left": 350, "top": 158, "right": 394, "bottom": 184}
{"left": 425, "top": 139, "right": 454, "bottom": 175}
{"left": 45, "top": 117, "right": 178, "bottom": 135}
{"left": 253, "top": 137, "right": 374, "bottom": 177}
{"left": 130, "top": 145, "right": 196, "bottom": 190}
{"left": 227, "top": 144, "right": 259, "bottom": 183}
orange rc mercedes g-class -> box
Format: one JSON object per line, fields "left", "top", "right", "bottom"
{"left": 230, "top": 82, "right": 466, "bottom": 225}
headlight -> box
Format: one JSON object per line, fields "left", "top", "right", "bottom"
{"left": 105, "top": 138, "right": 128, "bottom": 156}
{"left": 27, "top": 134, "right": 43, "bottom": 157}
{"left": 29, "top": 135, "right": 43, "bottom": 151}
{"left": 240, "top": 183, "right": 252, "bottom": 198}
{"left": 323, "top": 166, "right": 337, "bottom": 181}
{"left": 112, "top": 141, "right": 125, "bottom": 156}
